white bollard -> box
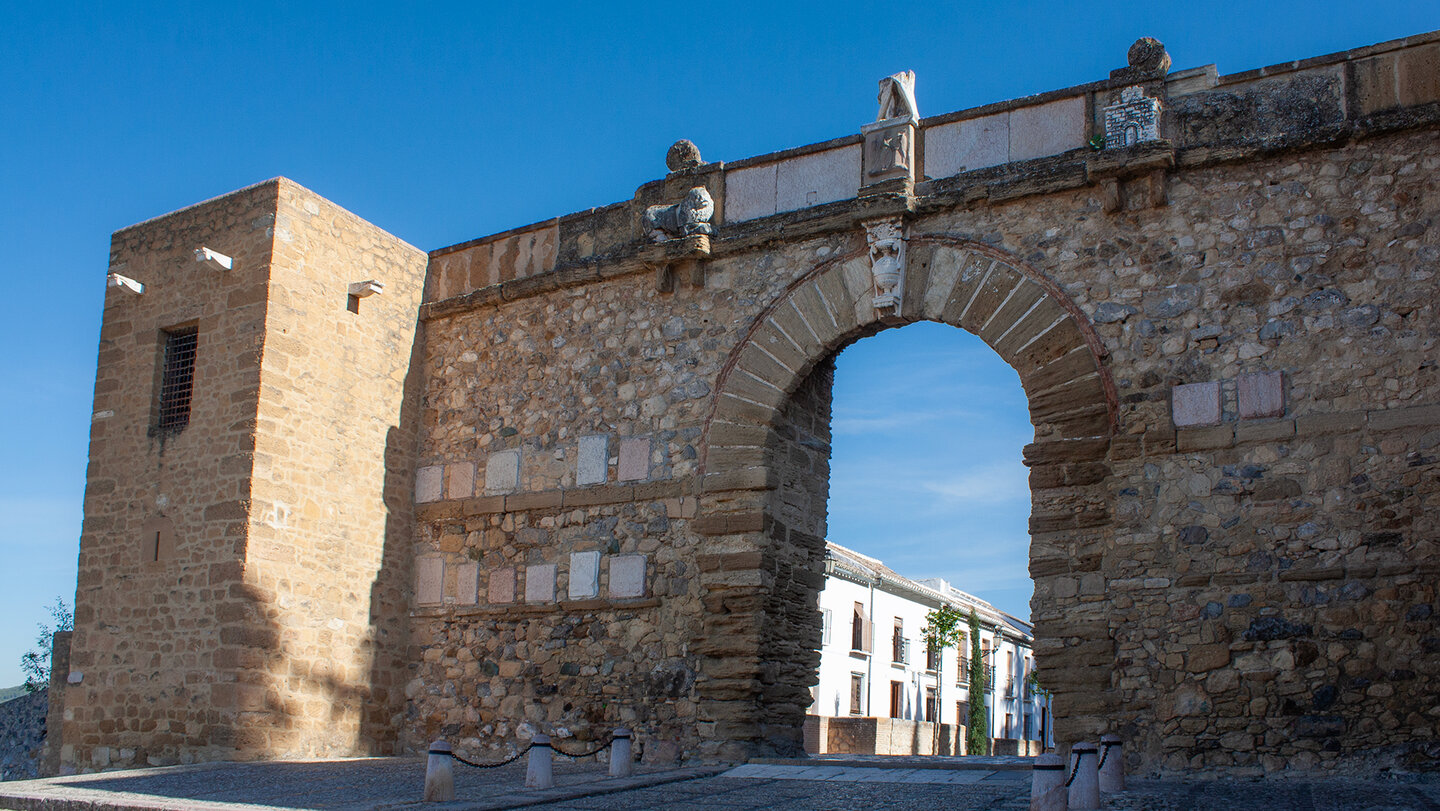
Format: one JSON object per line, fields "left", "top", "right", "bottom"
{"left": 1099, "top": 734, "right": 1125, "bottom": 793}
{"left": 1068, "top": 742, "right": 1101, "bottom": 811}
{"left": 1029, "top": 753, "right": 1067, "bottom": 811}
{"left": 609, "top": 728, "right": 633, "bottom": 778}
{"left": 526, "top": 734, "right": 554, "bottom": 789}
{"left": 424, "top": 740, "right": 455, "bottom": 802}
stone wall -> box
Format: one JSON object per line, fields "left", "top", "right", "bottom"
{"left": 408, "top": 117, "right": 1439, "bottom": 778}
{"left": 63, "top": 178, "right": 427, "bottom": 771}
{"left": 806, "top": 715, "right": 965, "bottom": 756}
{"left": 66, "top": 180, "right": 282, "bottom": 771}
{"left": 236, "top": 180, "right": 429, "bottom": 759}
{"left": 0, "top": 691, "right": 48, "bottom": 781}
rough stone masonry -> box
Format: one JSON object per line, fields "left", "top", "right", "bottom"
{"left": 57, "top": 30, "right": 1440, "bottom": 778}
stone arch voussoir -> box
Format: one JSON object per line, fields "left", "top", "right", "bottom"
{"left": 694, "top": 235, "right": 1119, "bottom": 758}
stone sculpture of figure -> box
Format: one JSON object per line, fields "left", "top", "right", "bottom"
{"left": 865, "top": 217, "right": 906, "bottom": 312}
{"left": 876, "top": 70, "right": 919, "bottom": 122}
{"left": 643, "top": 186, "right": 715, "bottom": 242}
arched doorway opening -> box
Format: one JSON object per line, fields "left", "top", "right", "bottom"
{"left": 693, "top": 236, "right": 1116, "bottom": 760}
{"left": 801, "top": 323, "right": 1045, "bottom": 757}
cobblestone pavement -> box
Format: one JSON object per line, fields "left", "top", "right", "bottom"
{"left": 526, "top": 768, "right": 1440, "bottom": 810}
{"left": 528, "top": 772, "right": 1032, "bottom": 810}
{"left": 524, "top": 771, "right": 1440, "bottom": 811}
{"left": 3, "top": 757, "right": 1439, "bottom": 810}
{"left": 0, "top": 756, "right": 716, "bottom": 810}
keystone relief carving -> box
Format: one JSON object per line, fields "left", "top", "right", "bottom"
{"left": 643, "top": 186, "right": 715, "bottom": 242}
{"left": 864, "top": 217, "right": 907, "bottom": 317}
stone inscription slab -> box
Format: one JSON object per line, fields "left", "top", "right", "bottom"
{"left": 1172, "top": 381, "right": 1222, "bottom": 428}
{"left": 447, "top": 462, "right": 474, "bottom": 500}
{"left": 1009, "top": 96, "right": 1085, "bottom": 162}
{"left": 618, "top": 438, "right": 650, "bottom": 482}
{"left": 485, "top": 450, "right": 520, "bottom": 492}
{"left": 724, "top": 163, "right": 778, "bottom": 223}
{"left": 775, "top": 145, "right": 862, "bottom": 214}
{"left": 577, "top": 435, "right": 609, "bottom": 486}
{"left": 416, "top": 558, "right": 444, "bottom": 605}
{"left": 525, "top": 563, "right": 556, "bottom": 603}
{"left": 923, "top": 112, "right": 1009, "bottom": 178}
{"left": 569, "top": 551, "right": 600, "bottom": 600}
{"left": 415, "top": 466, "right": 443, "bottom": 503}
{"left": 609, "top": 554, "right": 647, "bottom": 599}
{"left": 1238, "top": 371, "right": 1284, "bottom": 419}
{"left": 455, "top": 562, "right": 479, "bottom": 605}
{"left": 488, "top": 567, "right": 515, "bottom": 604}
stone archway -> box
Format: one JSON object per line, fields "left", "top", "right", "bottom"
{"left": 692, "top": 232, "right": 1118, "bottom": 759}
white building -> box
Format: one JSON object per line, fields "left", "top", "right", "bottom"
{"left": 807, "top": 542, "right": 1053, "bottom": 755}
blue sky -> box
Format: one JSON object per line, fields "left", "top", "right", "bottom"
{"left": 2, "top": 2, "right": 1436, "bottom": 686}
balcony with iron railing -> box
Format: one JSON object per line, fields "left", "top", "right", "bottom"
{"left": 956, "top": 658, "right": 997, "bottom": 690}
{"left": 892, "top": 635, "right": 909, "bottom": 666}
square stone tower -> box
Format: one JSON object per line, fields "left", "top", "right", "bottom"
{"left": 60, "top": 178, "right": 428, "bottom": 771}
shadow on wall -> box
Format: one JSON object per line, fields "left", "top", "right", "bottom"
{"left": 360, "top": 323, "right": 425, "bottom": 754}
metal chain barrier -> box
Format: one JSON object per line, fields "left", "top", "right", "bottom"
{"left": 550, "top": 735, "right": 614, "bottom": 759}
{"left": 1098, "top": 740, "right": 1112, "bottom": 770}
{"left": 442, "top": 743, "right": 533, "bottom": 769}
{"left": 1065, "top": 757, "right": 1080, "bottom": 788}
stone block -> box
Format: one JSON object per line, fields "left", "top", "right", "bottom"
{"left": 775, "top": 145, "right": 862, "bottom": 213}
{"left": 525, "top": 563, "right": 556, "bottom": 604}
{"left": 724, "top": 163, "right": 777, "bottom": 222}
{"left": 576, "top": 434, "right": 609, "bottom": 486}
{"left": 1008, "top": 96, "right": 1085, "bottom": 162}
{"left": 488, "top": 224, "right": 557, "bottom": 283}
{"left": 416, "top": 558, "right": 443, "bottom": 605}
{"left": 488, "top": 567, "right": 515, "bottom": 604}
{"left": 1397, "top": 43, "right": 1440, "bottom": 107}
{"left": 504, "top": 489, "right": 563, "bottom": 511}
{"left": 1368, "top": 403, "right": 1440, "bottom": 432}
{"left": 568, "top": 551, "right": 601, "bottom": 600}
{"left": 446, "top": 462, "right": 474, "bottom": 500}
{"left": 485, "top": 450, "right": 520, "bottom": 492}
{"left": 609, "top": 554, "right": 647, "bottom": 599}
{"left": 1235, "top": 419, "right": 1294, "bottom": 444}
{"left": 618, "top": 437, "right": 650, "bottom": 482}
{"left": 1237, "top": 371, "right": 1284, "bottom": 419}
{"left": 455, "top": 562, "right": 479, "bottom": 606}
{"left": 415, "top": 465, "right": 443, "bottom": 503}
{"left": 1353, "top": 54, "right": 1400, "bottom": 115}
{"left": 1172, "top": 381, "right": 1221, "bottom": 428}
{"left": 1293, "top": 411, "right": 1360, "bottom": 438}
{"left": 923, "top": 113, "right": 1009, "bottom": 178}
{"left": 1176, "top": 425, "right": 1234, "bottom": 451}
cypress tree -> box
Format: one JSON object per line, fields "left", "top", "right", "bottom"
{"left": 965, "top": 609, "right": 989, "bottom": 756}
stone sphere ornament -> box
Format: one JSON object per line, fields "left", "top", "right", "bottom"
{"left": 1127, "top": 37, "right": 1171, "bottom": 74}
{"left": 666, "top": 139, "right": 704, "bottom": 172}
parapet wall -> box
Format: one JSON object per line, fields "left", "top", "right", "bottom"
{"left": 424, "top": 31, "right": 1440, "bottom": 311}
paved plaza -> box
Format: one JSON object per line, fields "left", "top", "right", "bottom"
{"left": 3, "top": 757, "right": 1439, "bottom": 810}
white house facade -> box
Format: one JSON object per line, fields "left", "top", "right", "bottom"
{"left": 806, "top": 542, "right": 1054, "bottom": 755}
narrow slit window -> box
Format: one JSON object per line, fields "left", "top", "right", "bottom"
{"left": 158, "top": 327, "right": 198, "bottom": 432}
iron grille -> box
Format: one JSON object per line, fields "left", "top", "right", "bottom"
{"left": 158, "top": 327, "right": 198, "bottom": 432}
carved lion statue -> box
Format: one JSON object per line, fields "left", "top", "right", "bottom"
{"left": 644, "top": 186, "right": 715, "bottom": 242}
